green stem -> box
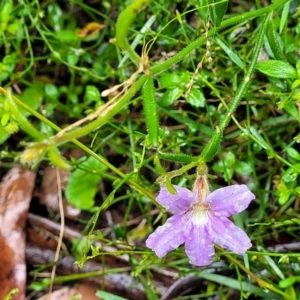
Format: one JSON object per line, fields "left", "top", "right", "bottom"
{"left": 52, "top": 75, "right": 147, "bottom": 145}
{"left": 0, "top": 87, "right": 155, "bottom": 203}
{"left": 49, "top": 0, "right": 288, "bottom": 147}
{"left": 115, "top": 0, "right": 152, "bottom": 64}
{"left": 223, "top": 252, "right": 295, "bottom": 300}
{"left": 200, "top": 14, "right": 270, "bottom": 162}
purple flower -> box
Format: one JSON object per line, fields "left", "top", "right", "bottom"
{"left": 146, "top": 176, "right": 255, "bottom": 266}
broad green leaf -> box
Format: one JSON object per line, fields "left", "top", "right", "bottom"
{"left": 56, "top": 30, "right": 79, "bottom": 43}
{"left": 225, "top": 151, "right": 235, "bottom": 166}
{"left": 215, "top": 37, "right": 244, "bottom": 68}
{"left": 0, "top": 0, "right": 13, "bottom": 31}
{"left": 65, "top": 156, "right": 107, "bottom": 210}
{"left": 159, "top": 73, "right": 180, "bottom": 88}
{"left": 84, "top": 85, "right": 102, "bottom": 104}
{"left": 255, "top": 60, "right": 297, "bottom": 79}
{"left": 186, "top": 88, "right": 205, "bottom": 108}
{"left": 160, "top": 87, "right": 182, "bottom": 107}
{"left": 277, "top": 180, "right": 291, "bottom": 205}
{"left": 282, "top": 168, "right": 298, "bottom": 183}
{"left": 67, "top": 50, "right": 79, "bottom": 66}
{"left": 235, "top": 161, "right": 252, "bottom": 175}
{"left": 47, "top": 3, "right": 63, "bottom": 32}
{"left": 45, "top": 83, "right": 59, "bottom": 101}
{"left": 20, "top": 87, "right": 43, "bottom": 116}
{"left": 287, "top": 147, "right": 300, "bottom": 161}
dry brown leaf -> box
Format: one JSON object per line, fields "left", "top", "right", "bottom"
{"left": 36, "top": 283, "right": 99, "bottom": 300}
{"left": 0, "top": 166, "right": 36, "bottom": 300}
{"left": 40, "top": 166, "right": 80, "bottom": 219}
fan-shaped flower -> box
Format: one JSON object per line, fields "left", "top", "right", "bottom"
{"left": 146, "top": 176, "right": 255, "bottom": 266}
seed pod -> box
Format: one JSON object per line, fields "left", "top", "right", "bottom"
{"left": 158, "top": 151, "right": 196, "bottom": 164}
{"left": 201, "top": 130, "right": 222, "bottom": 162}
{"left": 142, "top": 76, "right": 159, "bottom": 148}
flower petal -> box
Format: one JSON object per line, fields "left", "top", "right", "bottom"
{"left": 206, "top": 185, "right": 255, "bottom": 217}
{"left": 146, "top": 214, "right": 191, "bottom": 258}
{"left": 156, "top": 186, "right": 197, "bottom": 214}
{"left": 184, "top": 224, "right": 215, "bottom": 266}
{"left": 209, "top": 216, "right": 252, "bottom": 255}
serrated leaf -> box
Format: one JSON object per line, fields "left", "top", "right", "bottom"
{"left": 65, "top": 156, "right": 107, "bottom": 210}
{"left": 255, "top": 60, "right": 297, "bottom": 79}
{"left": 186, "top": 88, "right": 205, "bottom": 108}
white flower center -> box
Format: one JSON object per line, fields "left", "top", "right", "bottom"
{"left": 190, "top": 203, "right": 210, "bottom": 226}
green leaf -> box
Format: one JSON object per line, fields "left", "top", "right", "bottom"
{"left": 266, "top": 18, "right": 285, "bottom": 61}
{"left": 249, "top": 127, "right": 269, "bottom": 150}
{"left": 159, "top": 73, "right": 180, "bottom": 88}
{"left": 160, "top": 87, "right": 183, "bottom": 107}
{"left": 96, "top": 291, "right": 129, "bottom": 300}
{"left": 225, "top": 151, "right": 236, "bottom": 166}
{"left": 20, "top": 87, "right": 43, "bottom": 116}
{"left": 255, "top": 60, "right": 297, "bottom": 79}
{"left": 47, "top": 3, "right": 63, "bottom": 32}
{"left": 235, "top": 161, "right": 252, "bottom": 175}
{"left": 65, "top": 156, "right": 107, "bottom": 210}
{"left": 215, "top": 37, "right": 243, "bottom": 68}
{"left": 45, "top": 83, "right": 59, "bottom": 101}
{"left": 67, "top": 50, "right": 79, "bottom": 66}
{"left": 287, "top": 147, "right": 300, "bottom": 161}
{"left": 84, "top": 85, "right": 102, "bottom": 104}
{"left": 212, "top": 154, "right": 234, "bottom": 182}
{"left": 0, "top": 0, "right": 13, "bottom": 31}
{"left": 279, "top": 2, "right": 290, "bottom": 33}
{"left": 209, "top": 0, "right": 228, "bottom": 27}
{"left": 0, "top": 124, "right": 10, "bottom": 144}
{"left": 186, "top": 88, "right": 205, "bottom": 108}
{"left": 279, "top": 276, "right": 300, "bottom": 289}
{"left": 56, "top": 30, "right": 79, "bottom": 43}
